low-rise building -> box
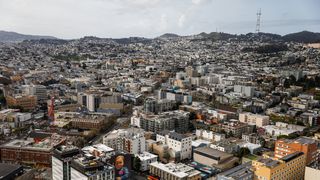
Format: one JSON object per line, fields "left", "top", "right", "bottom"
{"left": 264, "top": 122, "right": 306, "bottom": 136}
{"left": 239, "top": 112, "right": 269, "bottom": 127}
{"left": 135, "top": 152, "right": 158, "bottom": 171}
{"left": 0, "top": 134, "right": 65, "bottom": 167}
{"left": 156, "top": 130, "right": 192, "bottom": 161}
{"left": 149, "top": 162, "right": 201, "bottom": 180}
{"left": 221, "top": 120, "right": 253, "bottom": 138}
{"left": 217, "top": 162, "right": 253, "bottom": 180}
{"left": 193, "top": 147, "right": 239, "bottom": 171}
{"left": 5, "top": 94, "right": 37, "bottom": 111}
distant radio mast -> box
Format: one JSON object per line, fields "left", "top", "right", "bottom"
{"left": 255, "top": 8, "right": 262, "bottom": 33}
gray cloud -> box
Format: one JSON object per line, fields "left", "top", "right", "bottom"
{"left": 0, "top": 0, "right": 319, "bottom": 38}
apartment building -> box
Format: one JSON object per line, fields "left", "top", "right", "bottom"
{"left": 239, "top": 112, "right": 270, "bottom": 127}
{"left": 252, "top": 152, "right": 305, "bottom": 180}
{"left": 103, "top": 127, "right": 146, "bottom": 154}
{"left": 156, "top": 130, "right": 192, "bottom": 160}
{"left": 275, "top": 137, "right": 318, "bottom": 165}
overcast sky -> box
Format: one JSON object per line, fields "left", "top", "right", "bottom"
{"left": 0, "top": 0, "right": 319, "bottom": 39}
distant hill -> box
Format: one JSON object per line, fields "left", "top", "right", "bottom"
{"left": 197, "top": 32, "right": 236, "bottom": 41}
{"left": 282, "top": 31, "right": 320, "bottom": 43}
{"left": 0, "top": 30, "right": 57, "bottom": 43}
{"left": 158, "top": 33, "right": 180, "bottom": 39}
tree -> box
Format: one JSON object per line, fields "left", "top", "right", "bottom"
{"left": 239, "top": 147, "right": 250, "bottom": 157}
{"left": 283, "top": 79, "right": 290, "bottom": 88}
{"left": 277, "top": 135, "right": 289, "bottom": 139}
{"left": 162, "top": 152, "right": 170, "bottom": 162}
{"left": 289, "top": 75, "right": 296, "bottom": 84}
{"left": 227, "top": 131, "right": 233, "bottom": 138}
{"left": 82, "top": 63, "right": 87, "bottom": 69}
{"left": 132, "top": 156, "right": 142, "bottom": 172}
{"left": 258, "top": 137, "right": 266, "bottom": 147}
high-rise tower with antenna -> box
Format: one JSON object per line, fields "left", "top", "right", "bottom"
{"left": 256, "top": 8, "right": 262, "bottom": 33}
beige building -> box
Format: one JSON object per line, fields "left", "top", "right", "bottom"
{"left": 149, "top": 162, "right": 201, "bottom": 180}
{"left": 305, "top": 166, "right": 320, "bottom": 180}
{"left": 193, "top": 147, "right": 239, "bottom": 171}
{"left": 239, "top": 112, "right": 269, "bottom": 127}
{"left": 252, "top": 152, "right": 305, "bottom": 180}
{"left": 6, "top": 94, "right": 37, "bottom": 111}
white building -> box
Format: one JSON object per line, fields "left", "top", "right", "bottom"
{"left": 234, "top": 85, "right": 255, "bottom": 97}
{"left": 263, "top": 122, "right": 306, "bottom": 136}
{"left": 24, "top": 85, "right": 47, "bottom": 102}
{"left": 52, "top": 145, "right": 80, "bottom": 180}
{"left": 156, "top": 130, "right": 192, "bottom": 160}
{"left": 103, "top": 127, "right": 146, "bottom": 154}
{"left": 135, "top": 152, "right": 158, "bottom": 171}
{"left": 149, "top": 162, "right": 201, "bottom": 180}
{"left": 70, "top": 157, "right": 115, "bottom": 180}
{"left": 239, "top": 112, "right": 270, "bottom": 127}
{"left": 196, "top": 129, "right": 225, "bottom": 142}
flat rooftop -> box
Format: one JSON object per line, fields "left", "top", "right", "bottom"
{"left": 150, "top": 162, "right": 200, "bottom": 178}
{"left": 194, "top": 147, "right": 233, "bottom": 161}
{"left": 2, "top": 139, "right": 52, "bottom": 151}
{"left": 136, "top": 152, "right": 158, "bottom": 161}
{"left": 0, "top": 163, "right": 23, "bottom": 179}
{"left": 218, "top": 162, "right": 252, "bottom": 179}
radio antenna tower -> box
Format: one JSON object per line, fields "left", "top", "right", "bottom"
{"left": 255, "top": 8, "right": 262, "bottom": 33}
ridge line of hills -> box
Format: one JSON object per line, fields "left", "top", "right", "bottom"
{"left": 0, "top": 30, "right": 320, "bottom": 44}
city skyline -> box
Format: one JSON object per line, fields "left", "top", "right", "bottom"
{"left": 0, "top": 0, "right": 319, "bottom": 39}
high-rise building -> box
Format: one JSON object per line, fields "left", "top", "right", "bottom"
{"left": 252, "top": 152, "right": 305, "bottom": 180}
{"left": 274, "top": 137, "right": 318, "bottom": 165}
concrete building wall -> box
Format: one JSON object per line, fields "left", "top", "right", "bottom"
{"left": 305, "top": 166, "right": 320, "bottom": 180}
